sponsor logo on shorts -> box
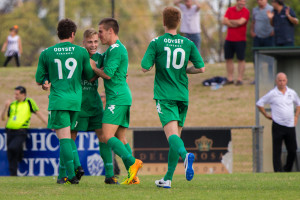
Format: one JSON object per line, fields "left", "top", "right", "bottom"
{"left": 156, "top": 102, "right": 163, "bottom": 114}
{"left": 108, "top": 105, "right": 115, "bottom": 114}
{"left": 74, "top": 121, "right": 78, "bottom": 127}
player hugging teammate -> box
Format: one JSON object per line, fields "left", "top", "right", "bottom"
{"left": 35, "top": 6, "right": 204, "bottom": 188}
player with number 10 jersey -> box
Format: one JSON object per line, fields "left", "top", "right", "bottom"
{"left": 142, "top": 30, "right": 204, "bottom": 102}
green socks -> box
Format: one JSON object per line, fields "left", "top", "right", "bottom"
{"left": 164, "top": 146, "right": 179, "bottom": 181}
{"left": 107, "top": 137, "right": 135, "bottom": 168}
{"left": 70, "top": 139, "right": 81, "bottom": 169}
{"left": 124, "top": 143, "right": 133, "bottom": 171}
{"left": 168, "top": 135, "right": 188, "bottom": 161}
{"left": 99, "top": 142, "right": 114, "bottom": 178}
{"left": 59, "top": 139, "right": 76, "bottom": 179}
{"left": 58, "top": 148, "right": 67, "bottom": 179}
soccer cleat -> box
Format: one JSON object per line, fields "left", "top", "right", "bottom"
{"left": 127, "top": 159, "right": 143, "bottom": 183}
{"left": 121, "top": 176, "right": 141, "bottom": 185}
{"left": 104, "top": 176, "right": 119, "bottom": 184}
{"left": 131, "top": 176, "right": 140, "bottom": 184}
{"left": 64, "top": 176, "right": 79, "bottom": 185}
{"left": 155, "top": 178, "right": 171, "bottom": 189}
{"left": 184, "top": 153, "right": 195, "bottom": 181}
{"left": 57, "top": 177, "right": 68, "bottom": 184}
{"left": 75, "top": 166, "right": 84, "bottom": 181}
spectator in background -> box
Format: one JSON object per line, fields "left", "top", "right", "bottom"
{"left": 251, "top": 0, "right": 274, "bottom": 47}
{"left": 222, "top": 0, "right": 249, "bottom": 86}
{"left": 267, "top": 0, "right": 298, "bottom": 46}
{"left": 174, "top": 0, "right": 201, "bottom": 52}
{"left": 1, "top": 86, "right": 47, "bottom": 176}
{"left": 257, "top": 73, "right": 300, "bottom": 172}
{"left": 1, "top": 25, "right": 22, "bottom": 67}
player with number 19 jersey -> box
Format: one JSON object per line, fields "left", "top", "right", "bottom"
{"left": 35, "top": 42, "right": 95, "bottom": 111}
{"left": 141, "top": 33, "right": 204, "bottom": 101}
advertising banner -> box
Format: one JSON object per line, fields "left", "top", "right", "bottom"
{"left": 0, "top": 128, "right": 104, "bottom": 176}
{"left": 133, "top": 129, "right": 232, "bottom": 174}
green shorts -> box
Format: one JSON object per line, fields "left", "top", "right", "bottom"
{"left": 102, "top": 104, "right": 130, "bottom": 128}
{"left": 48, "top": 110, "right": 79, "bottom": 130}
{"left": 72, "top": 110, "right": 103, "bottom": 132}
{"left": 155, "top": 100, "right": 188, "bottom": 127}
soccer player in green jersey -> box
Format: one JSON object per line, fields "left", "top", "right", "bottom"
{"left": 141, "top": 7, "right": 205, "bottom": 189}
{"left": 35, "top": 19, "right": 95, "bottom": 184}
{"left": 92, "top": 18, "right": 142, "bottom": 185}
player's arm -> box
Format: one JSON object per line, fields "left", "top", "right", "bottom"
{"left": 1, "top": 38, "right": 8, "bottom": 53}
{"left": 141, "top": 39, "right": 156, "bottom": 73}
{"left": 186, "top": 66, "right": 205, "bottom": 74}
{"left": 99, "top": 47, "right": 122, "bottom": 79}
{"left": 92, "top": 62, "right": 111, "bottom": 80}
{"left": 195, "top": 0, "right": 201, "bottom": 11}
{"left": 188, "top": 42, "right": 205, "bottom": 74}
{"left": 35, "top": 50, "right": 48, "bottom": 86}
{"left": 1, "top": 100, "right": 11, "bottom": 121}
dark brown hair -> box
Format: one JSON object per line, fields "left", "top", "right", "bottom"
{"left": 99, "top": 18, "right": 119, "bottom": 35}
{"left": 57, "top": 18, "right": 77, "bottom": 40}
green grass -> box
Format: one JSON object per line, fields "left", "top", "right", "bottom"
{"left": 0, "top": 173, "right": 300, "bottom": 200}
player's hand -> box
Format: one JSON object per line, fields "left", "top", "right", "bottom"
{"left": 5, "top": 99, "right": 11, "bottom": 108}
{"left": 250, "top": 31, "right": 256, "bottom": 38}
{"left": 42, "top": 80, "right": 51, "bottom": 91}
{"left": 1, "top": 49, "right": 5, "bottom": 53}
{"left": 266, "top": 10, "right": 274, "bottom": 19}
{"left": 270, "top": 31, "right": 274, "bottom": 36}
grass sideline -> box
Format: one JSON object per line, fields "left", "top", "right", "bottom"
{"left": 0, "top": 173, "right": 299, "bottom": 200}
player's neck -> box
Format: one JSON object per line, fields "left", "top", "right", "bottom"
{"left": 108, "top": 35, "right": 119, "bottom": 46}
{"left": 165, "top": 28, "right": 177, "bottom": 35}
{"left": 60, "top": 38, "right": 73, "bottom": 43}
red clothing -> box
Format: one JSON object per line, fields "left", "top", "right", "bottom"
{"left": 224, "top": 6, "right": 250, "bottom": 41}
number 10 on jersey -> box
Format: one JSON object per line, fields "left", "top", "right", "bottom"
{"left": 164, "top": 47, "right": 185, "bottom": 69}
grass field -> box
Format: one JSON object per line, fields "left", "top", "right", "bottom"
{"left": 1, "top": 173, "right": 300, "bottom": 200}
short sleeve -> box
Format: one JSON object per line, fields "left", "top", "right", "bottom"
{"left": 28, "top": 98, "right": 39, "bottom": 113}
{"left": 224, "top": 8, "right": 230, "bottom": 18}
{"left": 141, "top": 39, "right": 157, "bottom": 70}
{"left": 189, "top": 42, "right": 204, "bottom": 69}
{"left": 82, "top": 48, "right": 95, "bottom": 81}
{"left": 35, "top": 50, "right": 48, "bottom": 84}
{"left": 293, "top": 91, "right": 300, "bottom": 106}
{"left": 256, "top": 91, "right": 272, "bottom": 107}
{"left": 289, "top": 8, "right": 296, "bottom": 18}
{"left": 103, "top": 47, "right": 121, "bottom": 78}
{"left": 242, "top": 8, "right": 250, "bottom": 21}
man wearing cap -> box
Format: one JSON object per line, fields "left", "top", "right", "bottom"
{"left": 1, "top": 86, "right": 47, "bottom": 176}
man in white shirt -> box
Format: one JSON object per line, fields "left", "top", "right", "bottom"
{"left": 174, "top": 0, "right": 201, "bottom": 51}
{"left": 256, "top": 72, "right": 300, "bottom": 172}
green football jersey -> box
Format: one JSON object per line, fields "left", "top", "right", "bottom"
{"left": 35, "top": 42, "right": 95, "bottom": 111}
{"left": 78, "top": 52, "right": 104, "bottom": 117}
{"left": 141, "top": 33, "right": 205, "bottom": 101}
{"left": 102, "top": 40, "right": 132, "bottom": 105}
